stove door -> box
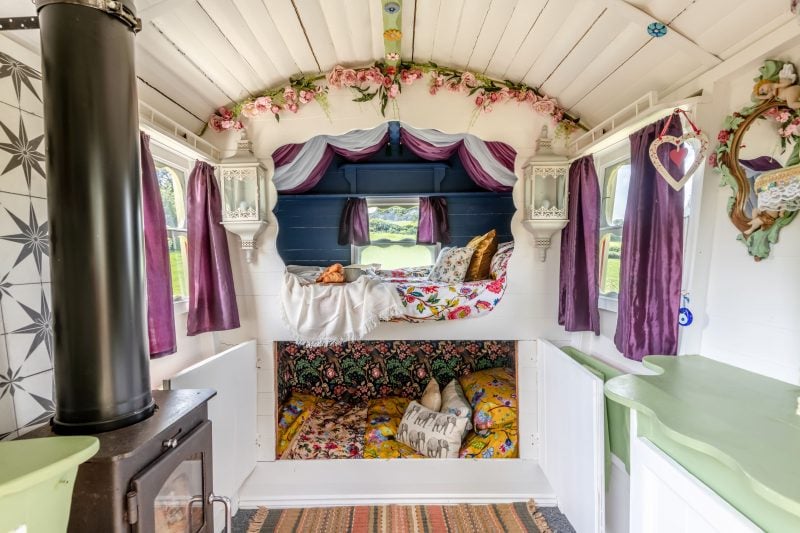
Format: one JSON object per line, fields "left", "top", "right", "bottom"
{"left": 129, "top": 420, "right": 213, "bottom": 533}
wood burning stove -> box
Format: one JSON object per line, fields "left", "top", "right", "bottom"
{"left": 24, "top": 1, "right": 231, "bottom": 531}
{"left": 28, "top": 390, "right": 231, "bottom": 532}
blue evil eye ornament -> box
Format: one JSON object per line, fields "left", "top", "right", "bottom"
{"left": 384, "top": 2, "right": 401, "bottom": 14}
{"left": 647, "top": 22, "right": 668, "bottom": 38}
{"left": 678, "top": 294, "right": 693, "bottom": 327}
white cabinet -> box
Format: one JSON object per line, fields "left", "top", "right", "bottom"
{"left": 628, "top": 412, "right": 760, "bottom": 533}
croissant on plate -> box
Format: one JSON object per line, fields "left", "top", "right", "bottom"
{"left": 316, "top": 263, "right": 345, "bottom": 283}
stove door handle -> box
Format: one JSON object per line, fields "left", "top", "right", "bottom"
{"left": 209, "top": 493, "right": 232, "bottom": 533}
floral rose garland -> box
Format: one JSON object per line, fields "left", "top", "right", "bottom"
{"left": 207, "top": 61, "right": 580, "bottom": 135}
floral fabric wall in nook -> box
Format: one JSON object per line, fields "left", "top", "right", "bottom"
{"left": 0, "top": 48, "right": 54, "bottom": 440}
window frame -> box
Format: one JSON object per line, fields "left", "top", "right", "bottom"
{"left": 595, "top": 142, "right": 631, "bottom": 312}
{"left": 150, "top": 141, "right": 193, "bottom": 312}
{"left": 351, "top": 196, "right": 439, "bottom": 268}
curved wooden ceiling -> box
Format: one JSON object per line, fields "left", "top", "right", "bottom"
{"left": 2, "top": 0, "right": 795, "bottom": 133}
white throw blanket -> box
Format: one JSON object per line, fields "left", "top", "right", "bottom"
{"left": 281, "top": 271, "right": 405, "bottom": 345}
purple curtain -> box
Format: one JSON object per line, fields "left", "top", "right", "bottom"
{"left": 417, "top": 196, "right": 451, "bottom": 244}
{"left": 274, "top": 132, "right": 389, "bottom": 194}
{"left": 485, "top": 141, "right": 516, "bottom": 171}
{"left": 399, "top": 129, "right": 460, "bottom": 161}
{"left": 614, "top": 118, "right": 684, "bottom": 361}
{"left": 140, "top": 132, "right": 177, "bottom": 357}
{"left": 272, "top": 143, "right": 304, "bottom": 166}
{"left": 457, "top": 144, "right": 513, "bottom": 192}
{"left": 186, "top": 161, "right": 240, "bottom": 335}
{"left": 399, "top": 128, "right": 513, "bottom": 192}
{"left": 338, "top": 198, "right": 371, "bottom": 246}
{"left": 282, "top": 147, "right": 334, "bottom": 194}
{"left": 558, "top": 155, "right": 600, "bottom": 335}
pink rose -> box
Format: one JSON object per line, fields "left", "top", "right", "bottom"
{"left": 254, "top": 96, "right": 272, "bottom": 113}
{"left": 217, "top": 106, "right": 233, "bottom": 120}
{"left": 327, "top": 65, "right": 345, "bottom": 88}
{"left": 461, "top": 71, "right": 476, "bottom": 87}
{"left": 489, "top": 92, "right": 500, "bottom": 103}
{"left": 708, "top": 152, "right": 718, "bottom": 167}
{"left": 717, "top": 130, "right": 730, "bottom": 143}
{"left": 524, "top": 90, "right": 537, "bottom": 103}
{"left": 429, "top": 86, "right": 439, "bottom": 95}
{"left": 400, "top": 69, "right": 416, "bottom": 85}
{"left": 287, "top": 103, "right": 299, "bottom": 113}
{"left": 475, "top": 95, "right": 485, "bottom": 107}
{"left": 383, "top": 76, "right": 394, "bottom": 88}
{"left": 298, "top": 90, "right": 312, "bottom": 104}
{"left": 532, "top": 98, "right": 556, "bottom": 115}
{"left": 270, "top": 105, "right": 281, "bottom": 114}
{"left": 240, "top": 102, "right": 258, "bottom": 118}
{"left": 208, "top": 115, "right": 225, "bottom": 132}
{"left": 447, "top": 81, "right": 461, "bottom": 93}
{"left": 388, "top": 84, "right": 399, "bottom": 98}
{"left": 342, "top": 69, "right": 358, "bottom": 87}
{"left": 283, "top": 86, "right": 296, "bottom": 103}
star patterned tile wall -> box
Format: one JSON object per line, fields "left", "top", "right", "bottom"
{"left": 0, "top": 40, "right": 54, "bottom": 441}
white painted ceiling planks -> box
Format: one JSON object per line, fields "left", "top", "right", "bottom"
{"left": 0, "top": 0, "right": 795, "bottom": 132}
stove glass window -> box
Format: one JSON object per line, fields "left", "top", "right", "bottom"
{"left": 153, "top": 454, "right": 205, "bottom": 533}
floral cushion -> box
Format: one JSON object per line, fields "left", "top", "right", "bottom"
{"left": 281, "top": 400, "right": 367, "bottom": 459}
{"left": 459, "top": 367, "right": 517, "bottom": 436}
{"left": 363, "top": 397, "right": 425, "bottom": 459}
{"left": 459, "top": 428, "right": 518, "bottom": 458}
{"left": 490, "top": 243, "right": 514, "bottom": 280}
{"left": 276, "top": 392, "right": 319, "bottom": 456}
{"left": 428, "top": 247, "right": 474, "bottom": 283}
{"left": 440, "top": 379, "right": 472, "bottom": 430}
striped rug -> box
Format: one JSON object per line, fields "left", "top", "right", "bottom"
{"left": 245, "top": 501, "right": 551, "bottom": 533}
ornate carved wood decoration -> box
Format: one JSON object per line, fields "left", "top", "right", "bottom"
{"left": 712, "top": 60, "right": 800, "bottom": 260}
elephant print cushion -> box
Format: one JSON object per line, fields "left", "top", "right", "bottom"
{"left": 459, "top": 367, "right": 517, "bottom": 436}
{"left": 397, "top": 400, "right": 469, "bottom": 458}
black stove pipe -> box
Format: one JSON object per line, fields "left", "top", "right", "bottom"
{"left": 36, "top": 0, "right": 155, "bottom": 433}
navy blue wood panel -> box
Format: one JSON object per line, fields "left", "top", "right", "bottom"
{"left": 274, "top": 129, "right": 515, "bottom": 266}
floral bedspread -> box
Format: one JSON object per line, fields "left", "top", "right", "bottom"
{"left": 378, "top": 244, "right": 512, "bottom": 321}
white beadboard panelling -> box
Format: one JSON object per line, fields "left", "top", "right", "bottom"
{"left": 465, "top": 0, "right": 522, "bottom": 74}
{"left": 428, "top": 0, "right": 466, "bottom": 68}
{"left": 256, "top": 343, "right": 275, "bottom": 394}
{"left": 150, "top": 14, "right": 253, "bottom": 101}
{"left": 501, "top": 1, "right": 574, "bottom": 81}
{"left": 368, "top": 0, "right": 385, "bottom": 60}
{"left": 400, "top": 0, "right": 417, "bottom": 59}
{"left": 410, "top": 0, "right": 441, "bottom": 64}
{"left": 483, "top": 0, "right": 547, "bottom": 78}
{"left": 539, "top": 10, "right": 629, "bottom": 98}
{"left": 240, "top": 459, "right": 556, "bottom": 506}
{"left": 447, "top": 0, "right": 492, "bottom": 70}
{"left": 262, "top": 0, "right": 322, "bottom": 73}
{"left": 230, "top": 0, "right": 301, "bottom": 79}
{"left": 195, "top": 0, "right": 283, "bottom": 87}
{"left": 522, "top": 3, "right": 606, "bottom": 89}
{"left": 290, "top": 1, "right": 338, "bottom": 70}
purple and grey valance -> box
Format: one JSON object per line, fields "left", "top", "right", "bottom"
{"left": 271, "top": 122, "right": 517, "bottom": 194}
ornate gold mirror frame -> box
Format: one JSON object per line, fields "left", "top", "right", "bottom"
{"left": 711, "top": 60, "right": 800, "bottom": 260}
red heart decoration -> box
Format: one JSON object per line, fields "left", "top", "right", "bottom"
{"left": 670, "top": 145, "right": 688, "bottom": 167}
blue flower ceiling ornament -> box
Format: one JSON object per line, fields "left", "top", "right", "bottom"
{"left": 647, "top": 22, "right": 668, "bottom": 38}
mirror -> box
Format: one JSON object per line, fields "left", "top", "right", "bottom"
{"left": 712, "top": 60, "right": 800, "bottom": 260}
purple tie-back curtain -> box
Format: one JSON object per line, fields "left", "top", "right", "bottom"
{"left": 186, "top": 161, "right": 240, "bottom": 336}
{"left": 338, "top": 198, "right": 371, "bottom": 246}
{"left": 614, "top": 117, "right": 684, "bottom": 361}
{"left": 140, "top": 132, "right": 177, "bottom": 357}
{"left": 417, "top": 196, "right": 451, "bottom": 244}
{"left": 558, "top": 155, "right": 600, "bottom": 335}
{"left": 399, "top": 128, "right": 514, "bottom": 192}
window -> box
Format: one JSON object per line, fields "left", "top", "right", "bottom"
{"left": 598, "top": 160, "right": 630, "bottom": 298}
{"left": 596, "top": 141, "right": 697, "bottom": 308}
{"left": 156, "top": 161, "right": 189, "bottom": 302}
{"left": 353, "top": 198, "right": 438, "bottom": 269}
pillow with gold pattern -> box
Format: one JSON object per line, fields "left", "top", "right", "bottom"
{"left": 465, "top": 229, "right": 498, "bottom": 281}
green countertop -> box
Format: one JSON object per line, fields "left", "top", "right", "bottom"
{"left": 605, "top": 355, "right": 800, "bottom": 532}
